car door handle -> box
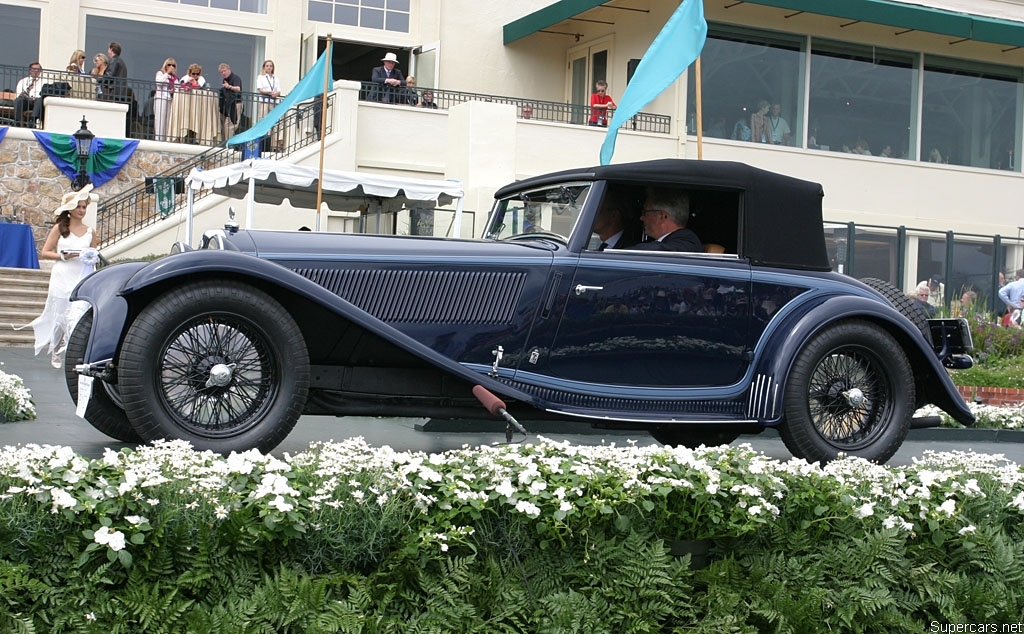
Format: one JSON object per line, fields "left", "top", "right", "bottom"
{"left": 574, "top": 284, "right": 604, "bottom": 296}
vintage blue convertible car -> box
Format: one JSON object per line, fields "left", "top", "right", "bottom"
{"left": 67, "top": 159, "right": 974, "bottom": 463}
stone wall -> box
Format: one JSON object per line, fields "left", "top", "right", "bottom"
{"left": 0, "top": 136, "right": 196, "bottom": 250}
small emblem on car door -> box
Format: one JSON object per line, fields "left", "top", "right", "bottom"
{"left": 529, "top": 348, "right": 540, "bottom": 364}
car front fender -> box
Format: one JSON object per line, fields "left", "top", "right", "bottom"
{"left": 750, "top": 294, "right": 973, "bottom": 426}
{"left": 111, "top": 250, "right": 543, "bottom": 411}
{"left": 71, "top": 260, "right": 150, "bottom": 365}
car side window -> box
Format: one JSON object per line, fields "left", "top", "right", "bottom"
{"left": 587, "top": 184, "right": 645, "bottom": 251}
{"left": 686, "top": 188, "right": 741, "bottom": 255}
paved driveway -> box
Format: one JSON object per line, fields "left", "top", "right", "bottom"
{"left": 2, "top": 346, "right": 1021, "bottom": 466}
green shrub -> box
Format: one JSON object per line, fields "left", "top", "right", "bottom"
{"left": 1, "top": 439, "right": 1023, "bottom": 632}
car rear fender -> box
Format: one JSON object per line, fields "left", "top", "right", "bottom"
{"left": 751, "top": 293, "right": 973, "bottom": 426}
{"left": 90, "top": 250, "right": 542, "bottom": 409}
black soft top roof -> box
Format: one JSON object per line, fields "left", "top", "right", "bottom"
{"left": 494, "top": 159, "right": 829, "bottom": 271}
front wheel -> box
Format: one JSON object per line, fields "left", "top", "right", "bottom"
{"left": 118, "top": 281, "right": 310, "bottom": 454}
{"left": 780, "top": 320, "right": 913, "bottom": 464}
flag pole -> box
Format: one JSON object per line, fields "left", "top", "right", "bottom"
{"left": 695, "top": 55, "right": 703, "bottom": 160}
{"left": 315, "top": 34, "right": 332, "bottom": 231}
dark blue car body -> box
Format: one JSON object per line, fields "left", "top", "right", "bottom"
{"left": 69, "top": 159, "right": 974, "bottom": 462}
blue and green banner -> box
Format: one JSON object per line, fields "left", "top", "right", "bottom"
{"left": 32, "top": 131, "right": 139, "bottom": 188}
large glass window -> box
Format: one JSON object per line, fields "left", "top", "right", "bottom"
{"left": 156, "top": 0, "right": 267, "bottom": 13}
{"left": 85, "top": 15, "right": 262, "bottom": 91}
{"left": 922, "top": 58, "right": 1022, "bottom": 170}
{"left": 0, "top": 5, "right": 40, "bottom": 68}
{"left": 808, "top": 42, "right": 916, "bottom": 159}
{"left": 308, "top": 0, "right": 410, "bottom": 32}
{"left": 687, "top": 26, "right": 803, "bottom": 146}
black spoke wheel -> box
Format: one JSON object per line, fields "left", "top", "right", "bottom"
{"left": 649, "top": 428, "right": 740, "bottom": 449}
{"left": 64, "top": 309, "right": 141, "bottom": 443}
{"left": 780, "top": 320, "right": 913, "bottom": 463}
{"left": 118, "top": 281, "right": 309, "bottom": 454}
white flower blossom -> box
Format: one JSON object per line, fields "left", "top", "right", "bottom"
{"left": 856, "top": 502, "right": 875, "bottom": 518}
{"left": 93, "top": 525, "right": 126, "bottom": 551}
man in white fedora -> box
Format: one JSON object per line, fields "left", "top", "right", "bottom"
{"left": 370, "top": 51, "right": 406, "bottom": 103}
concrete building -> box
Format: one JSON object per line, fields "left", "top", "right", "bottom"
{"left": 2, "top": 0, "right": 1024, "bottom": 304}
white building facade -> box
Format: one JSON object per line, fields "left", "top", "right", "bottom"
{"left": 2, "top": 0, "right": 1024, "bottom": 302}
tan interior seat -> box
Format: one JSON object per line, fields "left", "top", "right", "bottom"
{"left": 703, "top": 243, "right": 726, "bottom": 254}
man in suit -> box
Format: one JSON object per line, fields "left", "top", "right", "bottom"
{"left": 635, "top": 186, "right": 702, "bottom": 252}
{"left": 592, "top": 188, "right": 640, "bottom": 250}
{"left": 101, "top": 41, "right": 128, "bottom": 102}
{"left": 370, "top": 52, "right": 406, "bottom": 103}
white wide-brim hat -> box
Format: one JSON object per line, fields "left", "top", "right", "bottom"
{"left": 381, "top": 52, "right": 400, "bottom": 64}
{"left": 54, "top": 184, "right": 95, "bottom": 215}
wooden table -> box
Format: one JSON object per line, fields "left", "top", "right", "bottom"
{"left": 168, "top": 88, "right": 221, "bottom": 145}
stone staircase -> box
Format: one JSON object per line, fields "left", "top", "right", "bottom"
{"left": 0, "top": 265, "right": 51, "bottom": 347}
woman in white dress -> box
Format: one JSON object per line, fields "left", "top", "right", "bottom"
{"left": 154, "top": 58, "right": 178, "bottom": 141}
{"left": 27, "top": 186, "right": 100, "bottom": 368}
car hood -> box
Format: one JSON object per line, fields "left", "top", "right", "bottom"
{"left": 231, "top": 229, "right": 562, "bottom": 262}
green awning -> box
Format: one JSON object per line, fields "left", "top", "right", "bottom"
{"left": 503, "top": 0, "right": 1024, "bottom": 47}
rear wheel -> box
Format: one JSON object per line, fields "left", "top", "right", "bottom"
{"left": 64, "top": 309, "right": 141, "bottom": 443}
{"left": 780, "top": 320, "right": 913, "bottom": 463}
{"left": 118, "top": 281, "right": 309, "bottom": 454}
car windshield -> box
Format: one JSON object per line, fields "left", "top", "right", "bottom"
{"left": 483, "top": 182, "right": 592, "bottom": 241}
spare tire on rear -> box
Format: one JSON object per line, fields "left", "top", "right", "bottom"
{"left": 860, "top": 277, "right": 930, "bottom": 338}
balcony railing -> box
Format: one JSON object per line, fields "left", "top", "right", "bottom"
{"left": 0, "top": 63, "right": 328, "bottom": 147}
{"left": 94, "top": 94, "right": 333, "bottom": 247}
{"left": 358, "top": 82, "right": 672, "bottom": 134}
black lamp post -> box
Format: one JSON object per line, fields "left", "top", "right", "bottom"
{"left": 72, "top": 116, "right": 95, "bottom": 191}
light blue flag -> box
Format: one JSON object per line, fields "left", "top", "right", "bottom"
{"left": 227, "top": 50, "right": 330, "bottom": 146}
{"left": 599, "top": 0, "right": 707, "bottom": 165}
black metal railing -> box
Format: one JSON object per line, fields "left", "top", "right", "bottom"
{"left": 1, "top": 63, "right": 329, "bottom": 147}
{"left": 358, "top": 82, "right": 672, "bottom": 134}
{"left": 95, "top": 94, "right": 334, "bottom": 248}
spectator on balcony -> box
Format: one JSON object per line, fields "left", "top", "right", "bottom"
{"left": 370, "top": 52, "right": 406, "bottom": 104}
{"left": 417, "top": 89, "right": 438, "bottom": 109}
{"left": 401, "top": 75, "right": 420, "bottom": 106}
{"left": 732, "top": 109, "right": 752, "bottom": 142}
{"left": 751, "top": 100, "right": 770, "bottom": 144}
{"left": 66, "top": 50, "right": 88, "bottom": 74}
{"left": 91, "top": 53, "right": 107, "bottom": 77}
{"left": 767, "top": 103, "right": 791, "bottom": 145}
{"left": 179, "top": 63, "right": 208, "bottom": 90}
{"left": 100, "top": 41, "right": 128, "bottom": 103}
{"left": 154, "top": 58, "right": 178, "bottom": 141}
{"left": 256, "top": 60, "right": 284, "bottom": 150}
{"left": 588, "top": 80, "right": 616, "bottom": 127}
{"left": 218, "top": 62, "right": 243, "bottom": 142}
{"left": 13, "top": 62, "right": 43, "bottom": 127}
{"left": 521, "top": 102, "right": 533, "bottom": 119}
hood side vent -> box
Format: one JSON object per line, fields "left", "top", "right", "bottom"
{"left": 294, "top": 268, "right": 527, "bottom": 324}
